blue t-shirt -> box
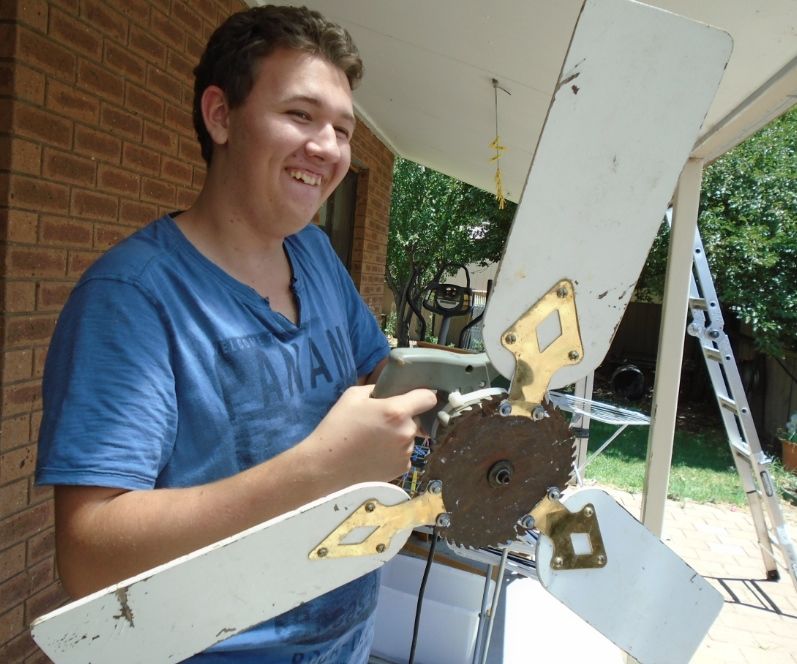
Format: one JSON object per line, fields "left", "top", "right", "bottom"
{"left": 36, "top": 214, "right": 390, "bottom": 662}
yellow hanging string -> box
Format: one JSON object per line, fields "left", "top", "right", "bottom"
{"left": 490, "top": 79, "right": 508, "bottom": 209}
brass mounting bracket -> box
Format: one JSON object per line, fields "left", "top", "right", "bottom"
{"left": 501, "top": 278, "right": 584, "bottom": 418}
{"left": 530, "top": 494, "right": 607, "bottom": 570}
{"left": 309, "top": 490, "right": 446, "bottom": 560}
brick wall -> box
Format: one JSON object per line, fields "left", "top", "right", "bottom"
{"left": 0, "top": 1, "right": 395, "bottom": 660}
{"left": 350, "top": 122, "right": 394, "bottom": 314}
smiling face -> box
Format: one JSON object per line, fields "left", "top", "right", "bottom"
{"left": 208, "top": 48, "right": 356, "bottom": 240}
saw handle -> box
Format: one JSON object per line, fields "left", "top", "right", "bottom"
{"left": 373, "top": 347, "right": 498, "bottom": 398}
{"left": 372, "top": 347, "right": 500, "bottom": 434}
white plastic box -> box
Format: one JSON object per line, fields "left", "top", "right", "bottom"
{"left": 370, "top": 553, "right": 494, "bottom": 664}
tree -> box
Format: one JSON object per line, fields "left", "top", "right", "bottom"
{"left": 636, "top": 106, "right": 797, "bottom": 356}
{"left": 386, "top": 158, "right": 515, "bottom": 347}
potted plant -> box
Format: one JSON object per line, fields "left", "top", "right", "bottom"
{"left": 779, "top": 412, "right": 797, "bottom": 472}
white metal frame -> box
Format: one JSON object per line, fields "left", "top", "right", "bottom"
{"left": 641, "top": 158, "right": 705, "bottom": 535}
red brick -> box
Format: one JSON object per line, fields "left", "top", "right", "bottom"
{"left": 6, "top": 247, "right": 67, "bottom": 278}
{"left": 176, "top": 187, "right": 197, "bottom": 210}
{"left": 0, "top": 23, "right": 14, "bottom": 59}
{"left": 40, "top": 216, "right": 93, "bottom": 247}
{"left": 172, "top": 0, "right": 203, "bottom": 35}
{"left": 8, "top": 175, "right": 70, "bottom": 214}
{"left": 6, "top": 62, "right": 45, "bottom": 104}
{"left": 5, "top": 316, "right": 56, "bottom": 347}
{"left": 161, "top": 156, "right": 193, "bottom": 185}
{"left": 2, "top": 349, "right": 33, "bottom": 383}
{"left": 185, "top": 33, "right": 205, "bottom": 62}
{"left": 117, "top": 0, "right": 150, "bottom": 25}
{"left": 0, "top": 544, "right": 26, "bottom": 585}
{"left": 0, "top": 415, "right": 30, "bottom": 452}
{"left": 0, "top": 480, "right": 28, "bottom": 521}
{"left": 67, "top": 250, "right": 101, "bottom": 276}
{"left": 179, "top": 136, "right": 203, "bottom": 166}
{"left": 32, "top": 348, "right": 46, "bottom": 379}
{"left": 0, "top": 501, "right": 52, "bottom": 550}
{"left": 28, "top": 477, "right": 50, "bottom": 506}
{"left": 101, "top": 104, "right": 142, "bottom": 141}
{"left": 81, "top": 0, "right": 127, "bottom": 42}
{"left": 149, "top": 66, "right": 183, "bottom": 103}
{"left": 150, "top": 8, "right": 185, "bottom": 47}
{"left": 3, "top": 282, "right": 37, "bottom": 313}
{"left": 144, "top": 121, "right": 179, "bottom": 154}
{"left": 165, "top": 104, "right": 194, "bottom": 136}
{"left": 29, "top": 411, "right": 42, "bottom": 445}
{"left": 0, "top": 629, "right": 38, "bottom": 663}
{"left": 119, "top": 200, "right": 158, "bottom": 227}
{"left": 0, "top": 445, "right": 37, "bottom": 485}
{"left": 0, "top": 603, "right": 25, "bottom": 646}
{"left": 42, "top": 149, "right": 97, "bottom": 187}
{"left": 193, "top": 166, "right": 206, "bottom": 189}
{"left": 76, "top": 58, "right": 125, "bottom": 103}
{"left": 2, "top": 382, "right": 41, "bottom": 415}
{"left": 17, "top": 26, "right": 76, "bottom": 81}
{"left": 46, "top": 79, "right": 100, "bottom": 125}
{"left": 0, "top": 62, "right": 12, "bottom": 96}
{"left": 16, "top": 0, "right": 48, "bottom": 32}
{"left": 49, "top": 8, "right": 102, "bottom": 58}
{"left": 26, "top": 527, "right": 55, "bottom": 565}
{"left": 0, "top": 559, "right": 52, "bottom": 615}
{"left": 74, "top": 125, "right": 122, "bottom": 163}
{"left": 192, "top": 0, "right": 219, "bottom": 25}
{"left": 70, "top": 189, "right": 118, "bottom": 222}
{"left": 36, "top": 282, "right": 73, "bottom": 311}
{"left": 14, "top": 104, "right": 73, "bottom": 149}
{"left": 125, "top": 83, "right": 165, "bottom": 122}
{"left": 98, "top": 164, "right": 140, "bottom": 197}
{"left": 123, "top": 143, "right": 160, "bottom": 175}
{"left": 105, "top": 41, "right": 146, "bottom": 83}
{"left": 141, "top": 177, "right": 175, "bottom": 206}
{"left": 26, "top": 580, "right": 69, "bottom": 624}
{"left": 129, "top": 24, "right": 167, "bottom": 67}
{"left": 167, "top": 49, "right": 194, "bottom": 83}
{"left": 94, "top": 224, "right": 128, "bottom": 250}
{"left": 0, "top": 137, "right": 41, "bottom": 176}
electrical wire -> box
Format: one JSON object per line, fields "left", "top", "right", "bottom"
{"left": 408, "top": 525, "right": 439, "bottom": 664}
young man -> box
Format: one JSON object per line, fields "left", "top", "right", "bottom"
{"left": 35, "top": 5, "right": 436, "bottom": 662}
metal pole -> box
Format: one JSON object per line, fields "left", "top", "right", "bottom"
{"left": 641, "top": 157, "right": 704, "bottom": 535}
{"left": 478, "top": 547, "right": 510, "bottom": 664}
{"left": 471, "top": 564, "right": 495, "bottom": 664}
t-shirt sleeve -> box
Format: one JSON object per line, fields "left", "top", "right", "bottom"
{"left": 36, "top": 277, "right": 177, "bottom": 490}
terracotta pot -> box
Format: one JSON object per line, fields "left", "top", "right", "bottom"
{"left": 782, "top": 439, "right": 797, "bottom": 473}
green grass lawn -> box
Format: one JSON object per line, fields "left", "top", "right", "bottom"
{"left": 582, "top": 419, "right": 796, "bottom": 506}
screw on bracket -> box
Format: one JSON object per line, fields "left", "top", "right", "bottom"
{"left": 504, "top": 333, "right": 517, "bottom": 345}
{"left": 365, "top": 502, "right": 375, "bottom": 512}
{"left": 568, "top": 350, "right": 580, "bottom": 361}
{"left": 317, "top": 547, "right": 328, "bottom": 558}
{"left": 427, "top": 479, "right": 443, "bottom": 494}
{"left": 436, "top": 513, "right": 452, "bottom": 528}
{"left": 376, "top": 543, "right": 386, "bottom": 553}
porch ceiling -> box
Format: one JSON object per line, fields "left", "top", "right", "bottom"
{"left": 259, "top": 1, "right": 797, "bottom": 201}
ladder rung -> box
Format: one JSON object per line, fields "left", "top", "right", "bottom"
{"left": 689, "top": 296, "right": 708, "bottom": 310}
{"left": 717, "top": 394, "right": 738, "bottom": 413}
{"left": 703, "top": 347, "right": 723, "bottom": 362}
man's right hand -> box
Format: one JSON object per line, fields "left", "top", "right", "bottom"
{"left": 306, "top": 384, "right": 437, "bottom": 484}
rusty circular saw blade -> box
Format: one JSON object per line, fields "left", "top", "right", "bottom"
{"left": 425, "top": 395, "right": 575, "bottom": 549}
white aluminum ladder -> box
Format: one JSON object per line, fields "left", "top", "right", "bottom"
{"left": 687, "top": 228, "right": 797, "bottom": 589}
